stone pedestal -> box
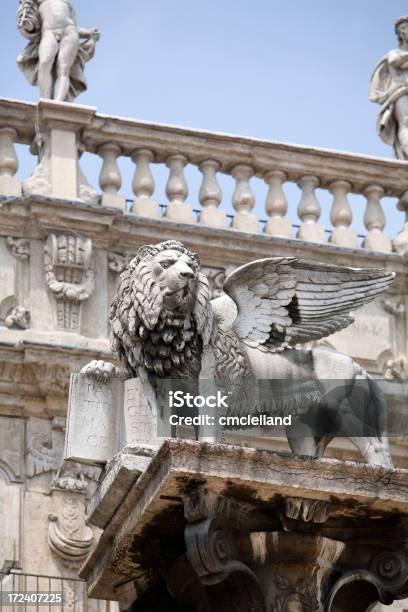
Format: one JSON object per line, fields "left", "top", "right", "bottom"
{"left": 22, "top": 99, "right": 98, "bottom": 204}
{"left": 80, "top": 440, "right": 408, "bottom": 611}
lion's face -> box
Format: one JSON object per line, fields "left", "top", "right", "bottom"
{"left": 149, "top": 248, "right": 198, "bottom": 311}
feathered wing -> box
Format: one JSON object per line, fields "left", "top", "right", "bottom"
{"left": 223, "top": 258, "right": 395, "bottom": 352}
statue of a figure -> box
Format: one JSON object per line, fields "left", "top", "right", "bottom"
{"left": 370, "top": 16, "right": 408, "bottom": 159}
{"left": 82, "top": 240, "right": 396, "bottom": 468}
{"left": 16, "top": 0, "right": 100, "bottom": 102}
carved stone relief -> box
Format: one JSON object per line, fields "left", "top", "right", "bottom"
{"left": 32, "top": 364, "right": 71, "bottom": 398}
{"left": 201, "top": 266, "right": 227, "bottom": 300}
{"left": 6, "top": 237, "right": 30, "bottom": 260}
{"left": 108, "top": 252, "right": 132, "bottom": 274}
{"left": 4, "top": 306, "right": 30, "bottom": 329}
{"left": 0, "top": 238, "right": 18, "bottom": 323}
{"left": 26, "top": 416, "right": 100, "bottom": 489}
{"left": 44, "top": 234, "right": 94, "bottom": 332}
{"left": 48, "top": 474, "right": 94, "bottom": 572}
{"left": 25, "top": 416, "right": 99, "bottom": 571}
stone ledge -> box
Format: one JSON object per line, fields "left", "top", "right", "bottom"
{"left": 0, "top": 195, "right": 406, "bottom": 279}
{"left": 80, "top": 439, "right": 408, "bottom": 600}
{"left": 86, "top": 451, "right": 153, "bottom": 530}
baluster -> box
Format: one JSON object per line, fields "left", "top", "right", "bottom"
{"left": 98, "top": 143, "right": 126, "bottom": 209}
{"left": 0, "top": 127, "right": 22, "bottom": 196}
{"left": 165, "top": 154, "right": 194, "bottom": 223}
{"left": 198, "top": 160, "right": 226, "bottom": 227}
{"left": 296, "top": 175, "right": 325, "bottom": 243}
{"left": 362, "top": 185, "right": 392, "bottom": 252}
{"left": 264, "top": 170, "right": 291, "bottom": 238}
{"left": 131, "top": 149, "right": 160, "bottom": 218}
{"left": 392, "top": 191, "right": 408, "bottom": 255}
{"left": 329, "top": 180, "right": 357, "bottom": 248}
{"left": 231, "top": 164, "right": 258, "bottom": 233}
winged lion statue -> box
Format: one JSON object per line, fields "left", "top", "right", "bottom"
{"left": 82, "top": 240, "right": 395, "bottom": 467}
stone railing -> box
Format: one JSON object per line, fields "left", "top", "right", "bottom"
{"left": 2, "top": 97, "right": 408, "bottom": 254}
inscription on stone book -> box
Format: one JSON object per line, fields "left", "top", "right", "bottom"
{"left": 123, "top": 379, "right": 157, "bottom": 447}
{"left": 65, "top": 374, "right": 123, "bottom": 465}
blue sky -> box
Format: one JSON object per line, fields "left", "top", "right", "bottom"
{"left": 1, "top": 1, "right": 407, "bottom": 238}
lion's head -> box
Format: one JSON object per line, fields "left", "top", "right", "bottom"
{"left": 109, "top": 241, "right": 213, "bottom": 378}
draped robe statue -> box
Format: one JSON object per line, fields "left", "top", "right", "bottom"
{"left": 17, "top": 0, "right": 100, "bottom": 102}
{"left": 370, "top": 16, "right": 408, "bottom": 159}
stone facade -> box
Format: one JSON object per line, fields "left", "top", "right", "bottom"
{"left": 0, "top": 96, "right": 408, "bottom": 610}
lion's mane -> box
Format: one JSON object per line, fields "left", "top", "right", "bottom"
{"left": 109, "top": 241, "right": 213, "bottom": 379}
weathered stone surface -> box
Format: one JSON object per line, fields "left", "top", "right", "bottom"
{"left": 1, "top": 86, "right": 408, "bottom": 612}
{"left": 0, "top": 416, "right": 24, "bottom": 481}
{"left": 80, "top": 440, "right": 408, "bottom": 602}
{"left": 65, "top": 374, "right": 122, "bottom": 465}
{"left": 0, "top": 475, "right": 21, "bottom": 571}
{"left": 122, "top": 379, "right": 160, "bottom": 447}
{"left": 86, "top": 452, "right": 151, "bottom": 530}
{"left": 109, "top": 239, "right": 395, "bottom": 466}
{"left": 0, "top": 238, "right": 17, "bottom": 323}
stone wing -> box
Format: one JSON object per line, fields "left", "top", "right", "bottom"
{"left": 223, "top": 258, "right": 395, "bottom": 351}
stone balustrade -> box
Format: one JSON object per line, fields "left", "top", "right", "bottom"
{"left": 2, "top": 97, "right": 408, "bottom": 254}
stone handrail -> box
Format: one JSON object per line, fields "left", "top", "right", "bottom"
{"left": 2, "top": 97, "right": 408, "bottom": 254}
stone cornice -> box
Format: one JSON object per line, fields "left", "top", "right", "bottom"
{"left": 0, "top": 196, "right": 406, "bottom": 284}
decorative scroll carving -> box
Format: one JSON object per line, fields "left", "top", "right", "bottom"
{"left": 328, "top": 550, "right": 408, "bottom": 611}
{"left": 108, "top": 252, "right": 133, "bottom": 274}
{"left": 6, "top": 237, "right": 30, "bottom": 260}
{"left": 184, "top": 517, "right": 266, "bottom": 611}
{"left": 4, "top": 306, "right": 30, "bottom": 329}
{"left": 44, "top": 234, "right": 94, "bottom": 331}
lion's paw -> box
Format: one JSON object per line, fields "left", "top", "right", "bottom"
{"left": 80, "top": 360, "right": 127, "bottom": 384}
